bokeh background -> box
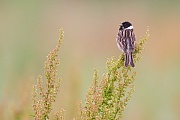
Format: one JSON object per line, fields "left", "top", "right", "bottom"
{"left": 1, "top": 0, "right": 180, "bottom": 120}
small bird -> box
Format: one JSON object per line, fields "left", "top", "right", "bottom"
{"left": 116, "top": 21, "right": 136, "bottom": 67}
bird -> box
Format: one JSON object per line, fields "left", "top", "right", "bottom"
{"left": 116, "top": 21, "right": 136, "bottom": 67}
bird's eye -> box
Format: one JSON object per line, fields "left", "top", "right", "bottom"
{"left": 120, "top": 25, "right": 124, "bottom": 30}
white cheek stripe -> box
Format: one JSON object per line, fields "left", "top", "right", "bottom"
{"left": 126, "top": 26, "right": 133, "bottom": 29}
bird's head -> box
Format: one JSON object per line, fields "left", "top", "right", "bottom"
{"left": 119, "top": 21, "right": 133, "bottom": 30}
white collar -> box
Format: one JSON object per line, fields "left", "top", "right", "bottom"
{"left": 125, "top": 26, "right": 133, "bottom": 30}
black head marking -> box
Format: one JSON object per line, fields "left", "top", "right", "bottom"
{"left": 119, "top": 25, "right": 124, "bottom": 30}
{"left": 122, "top": 21, "right": 132, "bottom": 29}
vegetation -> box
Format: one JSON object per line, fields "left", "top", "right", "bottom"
{"left": 31, "top": 28, "right": 149, "bottom": 120}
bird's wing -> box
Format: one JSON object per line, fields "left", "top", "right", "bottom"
{"left": 131, "top": 30, "right": 136, "bottom": 48}
{"left": 124, "top": 29, "right": 136, "bottom": 49}
{"left": 116, "top": 30, "right": 126, "bottom": 51}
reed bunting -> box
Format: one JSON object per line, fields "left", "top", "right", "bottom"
{"left": 116, "top": 21, "right": 136, "bottom": 67}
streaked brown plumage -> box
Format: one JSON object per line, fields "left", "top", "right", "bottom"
{"left": 116, "top": 22, "right": 136, "bottom": 67}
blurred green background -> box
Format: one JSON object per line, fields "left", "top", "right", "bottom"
{"left": 1, "top": 0, "right": 180, "bottom": 120}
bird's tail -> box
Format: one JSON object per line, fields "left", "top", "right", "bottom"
{"left": 124, "top": 53, "right": 135, "bottom": 67}
{"left": 129, "top": 53, "right": 135, "bottom": 67}
{"left": 125, "top": 53, "right": 129, "bottom": 67}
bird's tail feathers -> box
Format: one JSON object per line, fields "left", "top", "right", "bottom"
{"left": 124, "top": 53, "right": 135, "bottom": 67}
{"left": 129, "top": 53, "right": 135, "bottom": 67}
{"left": 125, "top": 53, "right": 129, "bottom": 67}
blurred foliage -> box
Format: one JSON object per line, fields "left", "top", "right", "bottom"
{"left": 32, "top": 28, "right": 64, "bottom": 120}
{"left": 76, "top": 29, "right": 149, "bottom": 120}
{"left": 1, "top": 1, "right": 180, "bottom": 120}
{"left": 31, "top": 28, "right": 149, "bottom": 120}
